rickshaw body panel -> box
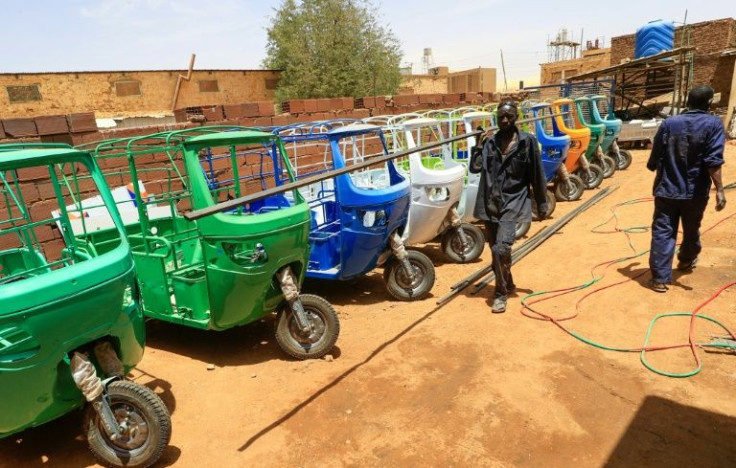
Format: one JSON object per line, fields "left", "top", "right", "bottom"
{"left": 0, "top": 149, "right": 144, "bottom": 438}
{"left": 590, "top": 95, "right": 622, "bottom": 153}
{"left": 551, "top": 99, "right": 591, "bottom": 173}
{"left": 573, "top": 97, "right": 605, "bottom": 159}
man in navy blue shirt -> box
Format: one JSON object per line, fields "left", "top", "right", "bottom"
{"left": 647, "top": 85, "right": 727, "bottom": 292}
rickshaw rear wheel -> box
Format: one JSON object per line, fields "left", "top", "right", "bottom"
{"left": 85, "top": 381, "right": 171, "bottom": 468}
{"left": 532, "top": 190, "right": 557, "bottom": 221}
{"left": 384, "top": 250, "right": 435, "bottom": 301}
{"left": 577, "top": 163, "right": 604, "bottom": 190}
{"left": 441, "top": 223, "right": 484, "bottom": 263}
{"left": 612, "top": 149, "right": 632, "bottom": 170}
{"left": 275, "top": 294, "right": 339, "bottom": 360}
{"left": 554, "top": 174, "right": 585, "bottom": 202}
{"left": 600, "top": 155, "right": 617, "bottom": 178}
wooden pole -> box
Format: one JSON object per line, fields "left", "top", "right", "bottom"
{"left": 500, "top": 49, "right": 508, "bottom": 92}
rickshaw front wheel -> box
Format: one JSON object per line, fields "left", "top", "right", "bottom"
{"left": 612, "top": 149, "right": 632, "bottom": 170}
{"left": 85, "top": 381, "right": 171, "bottom": 468}
{"left": 532, "top": 190, "right": 557, "bottom": 222}
{"left": 599, "top": 155, "right": 617, "bottom": 178}
{"left": 276, "top": 294, "right": 340, "bottom": 360}
{"left": 441, "top": 223, "right": 484, "bottom": 263}
{"left": 577, "top": 163, "right": 604, "bottom": 190}
{"left": 554, "top": 174, "right": 585, "bottom": 202}
{"left": 384, "top": 250, "right": 435, "bottom": 301}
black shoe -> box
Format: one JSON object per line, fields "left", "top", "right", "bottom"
{"left": 677, "top": 257, "right": 698, "bottom": 271}
{"left": 648, "top": 280, "right": 668, "bottom": 293}
{"left": 492, "top": 296, "right": 507, "bottom": 313}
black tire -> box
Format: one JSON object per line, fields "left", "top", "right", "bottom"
{"left": 384, "top": 250, "right": 435, "bottom": 301}
{"left": 441, "top": 223, "right": 485, "bottom": 263}
{"left": 85, "top": 381, "right": 171, "bottom": 468}
{"left": 275, "top": 294, "right": 340, "bottom": 360}
{"left": 532, "top": 190, "right": 556, "bottom": 221}
{"left": 612, "top": 148, "right": 633, "bottom": 170}
{"left": 515, "top": 221, "right": 531, "bottom": 239}
{"left": 599, "top": 154, "right": 617, "bottom": 178}
{"left": 577, "top": 163, "right": 604, "bottom": 190}
{"left": 554, "top": 173, "right": 585, "bottom": 201}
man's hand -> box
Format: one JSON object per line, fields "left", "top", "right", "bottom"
{"left": 715, "top": 189, "right": 727, "bottom": 211}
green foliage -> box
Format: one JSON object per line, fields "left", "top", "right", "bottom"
{"left": 263, "top": 0, "right": 403, "bottom": 101}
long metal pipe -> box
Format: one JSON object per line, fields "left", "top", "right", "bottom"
{"left": 183, "top": 112, "right": 569, "bottom": 220}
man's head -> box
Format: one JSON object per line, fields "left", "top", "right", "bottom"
{"left": 686, "top": 85, "right": 714, "bottom": 111}
{"left": 496, "top": 101, "right": 518, "bottom": 133}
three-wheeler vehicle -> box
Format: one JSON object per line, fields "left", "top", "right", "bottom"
{"left": 526, "top": 103, "right": 580, "bottom": 203}
{"left": 84, "top": 127, "right": 339, "bottom": 359}
{"left": 0, "top": 144, "right": 171, "bottom": 468}
{"left": 274, "top": 120, "right": 435, "bottom": 301}
{"left": 590, "top": 95, "right": 632, "bottom": 170}
{"left": 371, "top": 113, "right": 486, "bottom": 263}
{"left": 550, "top": 98, "right": 603, "bottom": 190}
{"left": 573, "top": 96, "right": 617, "bottom": 178}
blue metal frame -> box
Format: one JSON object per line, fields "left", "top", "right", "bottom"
{"left": 275, "top": 121, "right": 411, "bottom": 280}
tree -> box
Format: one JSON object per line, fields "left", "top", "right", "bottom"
{"left": 263, "top": 0, "right": 403, "bottom": 101}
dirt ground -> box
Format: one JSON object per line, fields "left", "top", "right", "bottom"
{"left": 3, "top": 145, "right": 736, "bottom": 468}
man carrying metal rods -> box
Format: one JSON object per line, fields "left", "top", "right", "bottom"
{"left": 470, "top": 101, "right": 549, "bottom": 313}
{"left": 647, "top": 85, "right": 727, "bottom": 293}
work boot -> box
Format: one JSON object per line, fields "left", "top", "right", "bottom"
{"left": 491, "top": 296, "right": 507, "bottom": 313}
{"left": 648, "top": 279, "right": 668, "bottom": 293}
{"left": 677, "top": 257, "right": 698, "bottom": 271}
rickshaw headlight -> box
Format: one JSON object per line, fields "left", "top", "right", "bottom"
{"left": 362, "top": 210, "right": 387, "bottom": 227}
{"left": 122, "top": 285, "right": 136, "bottom": 308}
{"left": 427, "top": 187, "right": 450, "bottom": 202}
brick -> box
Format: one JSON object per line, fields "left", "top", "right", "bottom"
{"left": 223, "top": 104, "right": 244, "bottom": 120}
{"left": 67, "top": 113, "right": 98, "bottom": 133}
{"left": 42, "top": 239, "right": 67, "bottom": 262}
{"left": 40, "top": 133, "right": 74, "bottom": 145}
{"left": 442, "top": 94, "right": 462, "bottom": 104}
{"left": 35, "top": 115, "right": 70, "bottom": 136}
{"left": 3, "top": 118, "right": 38, "bottom": 138}
{"left": 303, "top": 99, "right": 318, "bottom": 113}
{"left": 19, "top": 183, "right": 40, "bottom": 204}
{"left": 34, "top": 224, "right": 62, "bottom": 243}
{"left": 202, "top": 105, "right": 224, "bottom": 122}
{"left": 242, "top": 102, "right": 260, "bottom": 118}
{"left": 0, "top": 233, "right": 22, "bottom": 250}
{"left": 282, "top": 99, "right": 305, "bottom": 114}
{"left": 0, "top": 121, "right": 5, "bottom": 139}
{"left": 17, "top": 165, "right": 50, "bottom": 181}
{"left": 257, "top": 101, "right": 275, "bottom": 117}
{"left": 392, "top": 95, "right": 419, "bottom": 106}
{"left": 270, "top": 114, "right": 296, "bottom": 127}
{"left": 316, "top": 99, "right": 331, "bottom": 113}
{"left": 29, "top": 199, "right": 59, "bottom": 221}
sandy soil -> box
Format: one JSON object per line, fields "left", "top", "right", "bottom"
{"left": 3, "top": 145, "right": 736, "bottom": 468}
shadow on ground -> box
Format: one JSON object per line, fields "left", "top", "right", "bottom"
{"left": 604, "top": 395, "right": 736, "bottom": 467}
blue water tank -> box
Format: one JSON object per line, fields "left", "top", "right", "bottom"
{"left": 634, "top": 20, "right": 675, "bottom": 59}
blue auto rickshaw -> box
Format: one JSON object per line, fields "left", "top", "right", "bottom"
{"left": 527, "top": 103, "right": 580, "bottom": 204}
{"left": 275, "top": 121, "right": 436, "bottom": 301}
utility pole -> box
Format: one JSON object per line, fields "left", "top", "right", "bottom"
{"left": 500, "top": 49, "right": 508, "bottom": 92}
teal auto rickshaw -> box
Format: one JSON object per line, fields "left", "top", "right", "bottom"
{"left": 0, "top": 144, "right": 171, "bottom": 468}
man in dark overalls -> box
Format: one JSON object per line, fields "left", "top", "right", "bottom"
{"left": 647, "top": 85, "right": 727, "bottom": 292}
{"left": 470, "top": 101, "right": 549, "bottom": 312}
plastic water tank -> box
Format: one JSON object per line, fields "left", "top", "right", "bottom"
{"left": 634, "top": 20, "right": 675, "bottom": 59}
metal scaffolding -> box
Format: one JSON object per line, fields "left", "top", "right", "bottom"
{"left": 566, "top": 47, "right": 695, "bottom": 119}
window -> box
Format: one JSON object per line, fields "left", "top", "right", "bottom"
{"left": 265, "top": 78, "right": 279, "bottom": 90}
{"left": 198, "top": 80, "right": 219, "bottom": 93}
{"left": 6, "top": 85, "right": 42, "bottom": 103}
{"left": 115, "top": 80, "right": 142, "bottom": 97}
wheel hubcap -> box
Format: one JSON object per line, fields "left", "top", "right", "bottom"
{"left": 396, "top": 262, "right": 424, "bottom": 289}
{"left": 289, "top": 310, "right": 326, "bottom": 344}
{"left": 108, "top": 403, "right": 149, "bottom": 450}
{"left": 451, "top": 232, "right": 475, "bottom": 255}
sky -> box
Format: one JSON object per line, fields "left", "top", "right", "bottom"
{"left": 1, "top": 0, "right": 733, "bottom": 87}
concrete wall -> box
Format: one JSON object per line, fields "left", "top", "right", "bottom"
{"left": 610, "top": 18, "right": 736, "bottom": 105}
{"left": 0, "top": 69, "right": 280, "bottom": 119}
{"left": 540, "top": 48, "right": 611, "bottom": 85}
{"left": 399, "top": 74, "right": 449, "bottom": 94}
{"left": 448, "top": 68, "right": 497, "bottom": 93}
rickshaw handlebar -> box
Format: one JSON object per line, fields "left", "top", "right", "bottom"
{"left": 183, "top": 112, "right": 567, "bottom": 221}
